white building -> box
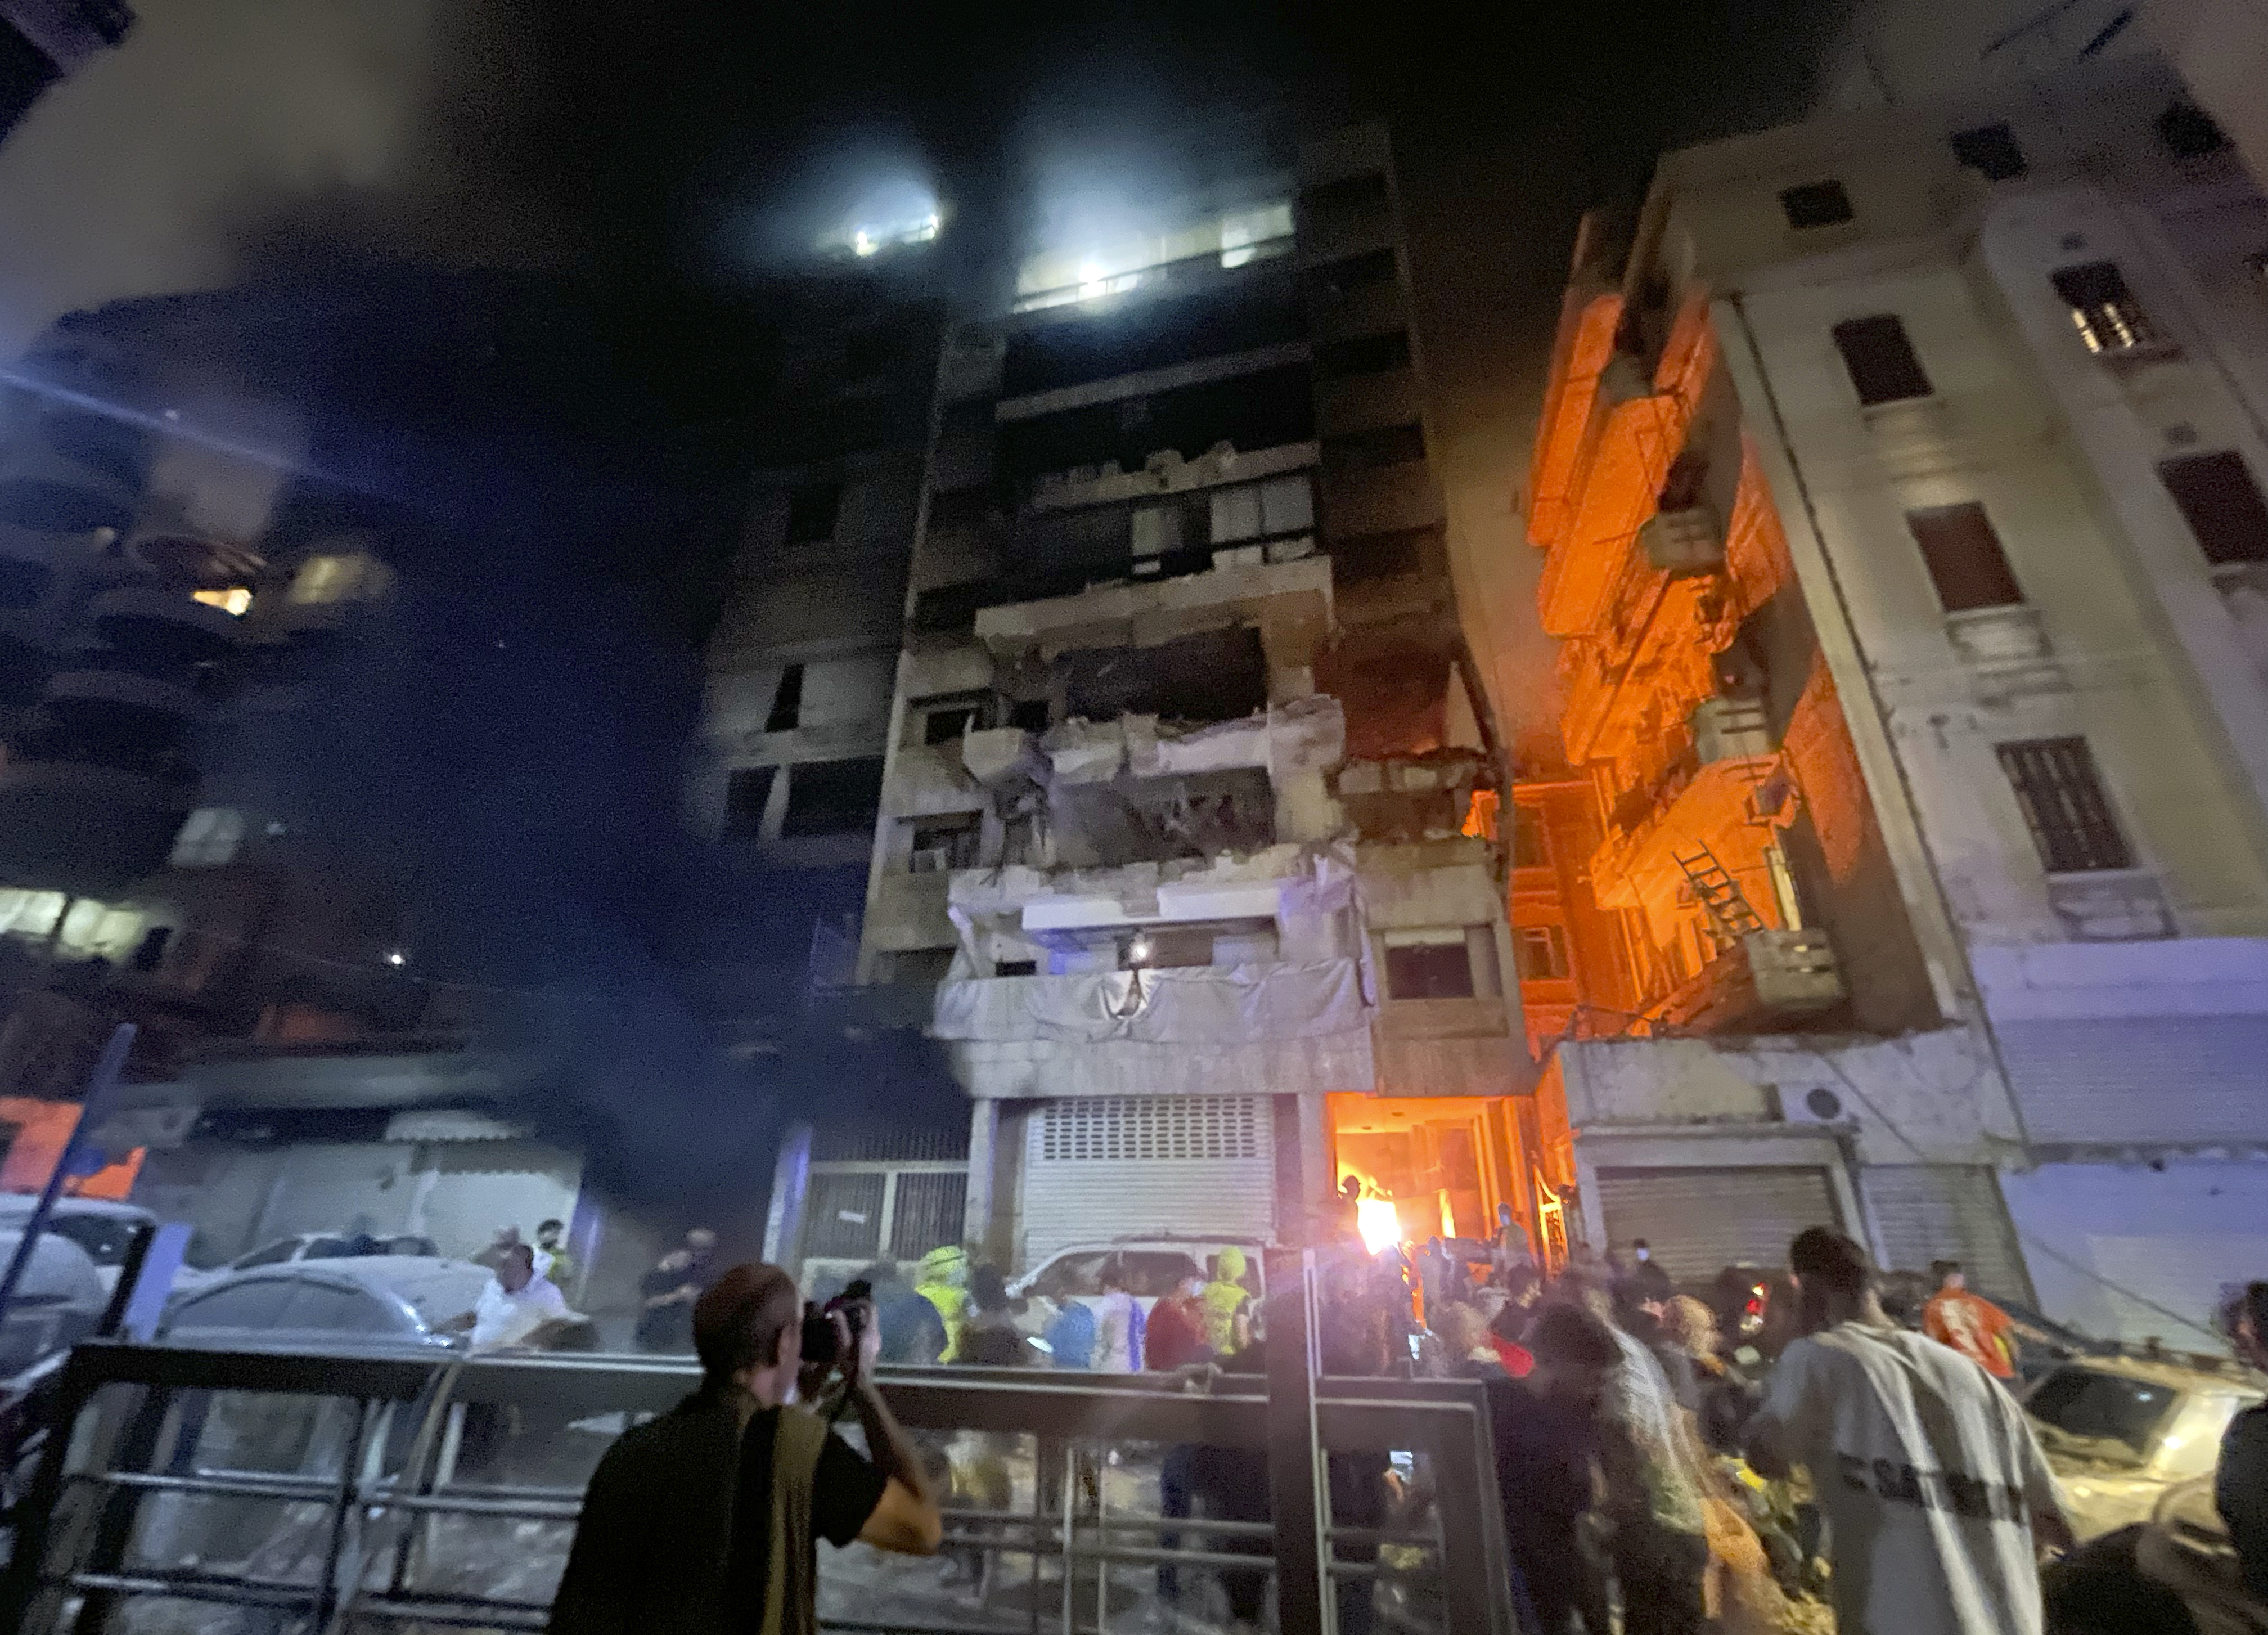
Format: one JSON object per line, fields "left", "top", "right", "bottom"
{"left": 1526, "top": 48, "right": 2268, "bottom": 1344}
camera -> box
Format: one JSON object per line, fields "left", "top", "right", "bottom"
{"left": 800, "top": 1281, "right": 870, "bottom": 1371}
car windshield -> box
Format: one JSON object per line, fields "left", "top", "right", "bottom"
{"left": 2026, "top": 1366, "right": 2178, "bottom": 1467}
{"left": 45, "top": 1214, "right": 140, "bottom": 1266}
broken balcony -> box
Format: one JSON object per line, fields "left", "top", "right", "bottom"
{"left": 1640, "top": 927, "right": 1845, "bottom": 1034}
{"left": 961, "top": 696, "right": 1347, "bottom": 868}
{"left": 971, "top": 551, "right": 1332, "bottom": 679}
{"left": 1591, "top": 695, "right": 1775, "bottom": 911}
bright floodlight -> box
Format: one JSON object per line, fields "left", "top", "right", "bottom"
{"left": 1357, "top": 1196, "right": 1401, "bottom": 1256}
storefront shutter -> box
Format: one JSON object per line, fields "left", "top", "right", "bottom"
{"left": 1020, "top": 1096, "right": 1275, "bottom": 1269}
{"left": 1595, "top": 1165, "right": 1841, "bottom": 1284}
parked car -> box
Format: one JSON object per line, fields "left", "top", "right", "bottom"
{"left": 2023, "top": 1353, "right": 2265, "bottom": 1539}
{"left": 1006, "top": 1236, "right": 1268, "bottom": 1334}
{"left": 0, "top": 1194, "right": 157, "bottom": 1295}
{"left": 172, "top": 1230, "right": 442, "bottom": 1295}
{"left": 160, "top": 1256, "right": 492, "bottom": 1352}
{"left": 0, "top": 1227, "right": 107, "bottom": 1376}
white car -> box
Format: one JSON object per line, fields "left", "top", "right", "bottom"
{"left": 172, "top": 1230, "right": 442, "bottom": 1295}
{"left": 0, "top": 1194, "right": 156, "bottom": 1296}
{"left": 2024, "top": 1353, "right": 2265, "bottom": 1540}
{"left": 0, "top": 1226, "right": 106, "bottom": 1376}
{"left": 161, "top": 1256, "right": 494, "bottom": 1351}
{"left": 1006, "top": 1236, "right": 1267, "bottom": 1328}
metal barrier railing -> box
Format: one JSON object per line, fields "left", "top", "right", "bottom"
{"left": 0, "top": 1340, "right": 1524, "bottom": 1634}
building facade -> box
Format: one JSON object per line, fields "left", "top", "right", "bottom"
{"left": 757, "top": 121, "right": 1545, "bottom": 1282}
{"left": 1518, "top": 50, "right": 2268, "bottom": 1344}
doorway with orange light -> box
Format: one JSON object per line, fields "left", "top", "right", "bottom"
{"left": 1326, "top": 1093, "right": 1533, "bottom": 1256}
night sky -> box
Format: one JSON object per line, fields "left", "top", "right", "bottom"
{"left": 0, "top": 0, "right": 1850, "bottom": 1217}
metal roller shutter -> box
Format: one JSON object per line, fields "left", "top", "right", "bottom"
{"left": 1020, "top": 1096, "right": 1275, "bottom": 1269}
{"left": 1595, "top": 1166, "right": 1841, "bottom": 1284}
{"left": 1860, "top": 1165, "right": 2030, "bottom": 1303}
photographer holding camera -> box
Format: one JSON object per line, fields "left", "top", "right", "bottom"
{"left": 551, "top": 1262, "right": 940, "bottom": 1635}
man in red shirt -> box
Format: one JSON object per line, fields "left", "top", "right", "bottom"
{"left": 1144, "top": 1274, "right": 1211, "bottom": 1370}
{"left": 1923, "top": 1259, "right": 2018, "bottom": 1379}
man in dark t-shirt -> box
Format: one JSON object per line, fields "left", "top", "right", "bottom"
{"left": 551, "top": 1263, "right": 940, "bottom": 1634}
{"left": 1486, "top": 1304, "right": 1621, "bottom": 1635}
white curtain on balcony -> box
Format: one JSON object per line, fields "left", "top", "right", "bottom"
{"left": 930, "top": 956, "right": 1369, "bottom": 1044}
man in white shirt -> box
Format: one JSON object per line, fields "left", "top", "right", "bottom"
{"left": 442, "top": 1242, "right": 573, "bottom": 1352}
{"left": 1747, "top": 1228, "right": 2073, "bottom": 1635}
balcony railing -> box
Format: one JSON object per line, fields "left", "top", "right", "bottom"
{"left": 1640, "top": 928, "right": 1844, "bottom": 1034}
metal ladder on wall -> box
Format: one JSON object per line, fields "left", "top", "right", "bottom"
{"left": 1672, "top": 843, "right": 1765, "bottom": 940}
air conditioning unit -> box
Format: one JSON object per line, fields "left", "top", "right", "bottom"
{"left": 1772, "top": 1084, "right": 1847, "bottom": 1125}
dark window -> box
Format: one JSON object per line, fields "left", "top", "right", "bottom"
{"left": 1514, "top": 925, "right": 1571, "bottom": 981}
{"left": 927, "top": 483, "right": 990, "bottom": 533}
{"left": 2157, "top": 102, "right": 2230, "bottom": 160}
{"left": 1384, "top": 940, "right": 1474, "bottom": 1000}
{"left": 1832, "top": 315, "right": 1933, "bottom": 406}
{"left": 723, "top": 767, "right": 777, "bottom": 839}
{"left": 1996, "top": 738, "right": 2133, "bottom": 874}
{"left": 1951, "top": 124, "right": 2027, "bottom": 181}
{"left": 916, "top": 693, "right": 988, "bottom": 745}
{"left": 786, "top": 482, "right": 841, "bottom": 543}
{"left": 2159, "top": 451, "right": 2268, "bottom": 564}
{"left": 1323, "top": 423, "right": 1426, "bottom": 471}
{"left": 1306, "top": 248, "right": 1398, "bottom": 302}
{"left": 2051, "top": 263, "right": 2161, "bottom": 354}
{"left": 911, "top": 580, "right": 998, "bottom": 633}
{"left": 993, "top": 958, "right": 1038, "bottom": 977}
{"left": 1329, "top": 523, "right": 1437, "bottom": 582}
{"left": 1316, "top": 331, "right": 1412, "bottom": 378}
{"left": 780, "top": 756, "right": 886, "bottom": 837}
{"left": 764, "top": 663, "right": 804, "bottom": 732}
{"left": 129, "top": 926, "right": 171, "bottom": 973}
{"left": 1905, "top": 503, "right": 2024, "bottom": 612}
{"left": 1780, "top": 179, "right": 1855, "bottom": 230}
{"left": 1301, "top": 172, "right": 1390, "bottom": 218}
{"left": 908, "top": 815, "right": 980, "bottom": 873}
{"left": 1511, "top": 805, "right": 1550, "bottom": 869}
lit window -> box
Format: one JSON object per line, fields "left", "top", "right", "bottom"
{"left": 286, "top": 550, "right": 392, "bottom": 606}
{"left": 191, "top": 586, "right": 252, "bottom": 616}
{"left": 170, "top": 807, "right": 244, "bottom": 867}
{"left": 2051, "top": 263, "right": 2161, "bottom": 355}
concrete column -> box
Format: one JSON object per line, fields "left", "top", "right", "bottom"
{"left": 962, "top": 1099, "right": 998, "bottom": 1250}
{"left": 762, "top": 1124, "right": 812, "bottom": 1265}
{"left": 1298, "top": 1091, "right": 1331, "bottom": 1229}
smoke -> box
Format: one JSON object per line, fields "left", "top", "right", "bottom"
{"left": 0, "top": 0, "right": 570, "bottom": 353}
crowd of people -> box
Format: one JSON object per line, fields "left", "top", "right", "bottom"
{"left": 547, "top": 1215, "right": 2264, "bottom": 1635}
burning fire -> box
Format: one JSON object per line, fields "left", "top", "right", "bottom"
{"left": 1356, "top": 1196, "right": 1402, "bottom": 1256}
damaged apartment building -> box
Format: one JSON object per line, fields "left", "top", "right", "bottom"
{"left": 754, "top": 119, "right": 1546, "bottom": 1282}
{"left": 1515, "top": 46, "right": 2268, "bottom": 1344}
